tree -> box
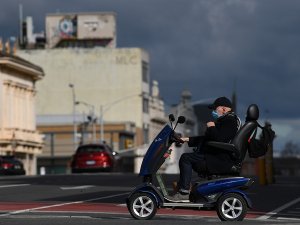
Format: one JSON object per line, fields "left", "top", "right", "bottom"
{"left": 281, "top": 141, "right": 300, "bottom": 157}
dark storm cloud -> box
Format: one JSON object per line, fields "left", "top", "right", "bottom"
{"left": 1, "top": 0, "right": 300, "bottom": 119}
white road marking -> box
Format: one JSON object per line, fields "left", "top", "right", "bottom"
{"left": 257, "top": 197, "right": 300, "bottom": 220}
{"left": 117, "top": 203, "right": 126, "bottom": 207}
{"left": 60, "top": 185, "right": 95, "bottom": 190}
{"left": 3, "top": 213, "right": 131, "bottom": 220}
{"left": 0, "top": 192, "right": 130, "bottom": 217}
{"left": 277, "top": 217, "right": 300, "bottom": 221}
{"left": 0, "top": 184, "right": 30, "bottom": 188}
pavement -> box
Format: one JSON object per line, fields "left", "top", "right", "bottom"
{"left": 0, "top": 174, "right": 298, "bottom": 224}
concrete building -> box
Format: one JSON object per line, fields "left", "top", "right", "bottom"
{"left": 45, "top": 12, "right": 116, "bottom": 49}
{"left": 134, "top": 80, "right": 167, "bottom": 173}
{"left": 149, "top": 80, "right": 166, "bottom": 141}
{"left": 20, "top": 12, "right": 116, "bottom": 49}
{"left": 17, "top": 12, "right": 167, "bottom": 173}
{"left": 0, "top": 52, "right": 44, "bottom": 175}
{"left": 18, "top": 47, "right": 153, "bottom": 173}
{"left": 18, "top": 47, "right": 150, "bottom": 144}
{"left": 161, "top": 90, "right": 197, "bottom": 174}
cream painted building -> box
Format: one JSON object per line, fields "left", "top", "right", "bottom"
{"left": 149, "top": 80, "right": 167, "bottom": 141}
{"left": 17, "top": 12, "right": 167, "bottom": 173}
{"left": 18, "top": 48, "right": 150, "bottom": 144}
{"left": 18, "top": 48, "right": 153, "bottom": 173}
{"left": 0, "top": 53, "right": 44, "bottom": 175}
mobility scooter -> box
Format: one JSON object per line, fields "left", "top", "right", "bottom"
{"left": 127, "top": 105, "right": 260, "bottom": 221}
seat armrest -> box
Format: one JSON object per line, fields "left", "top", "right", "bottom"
{"left": 206, "top": 141, "right": 236, "bottom": 153}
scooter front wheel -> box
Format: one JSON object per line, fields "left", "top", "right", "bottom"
{"left": 216, "top": 193, "right": 247, "bottom": 221}
{"left": 128, "top": 193, "right": 157, "bottom": 220}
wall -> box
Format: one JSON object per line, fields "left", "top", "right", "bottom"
{"left": 18, "top": 48, "right": 149, "bottom": 131}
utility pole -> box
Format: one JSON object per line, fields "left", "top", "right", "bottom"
{"left": 76, "top": 101, "right": 96, "bottom": 143}
{"left": 69, "top": 84, "right": 77, "bottom": 151}
{"left": 100, "top": 105, "right": 104, "bottom": 142}
{"left": 19, "top": 4, "right": 23, "bottom": 46}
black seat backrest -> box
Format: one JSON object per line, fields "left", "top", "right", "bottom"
{"left": 231, "top": 104, "right": 259, "bottom": 162}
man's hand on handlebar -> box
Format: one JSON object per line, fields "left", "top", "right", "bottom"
{"left": 180, "top": 137, "right": 189, "bottom": 142}
{"left": 207, "top": 121, "right": 215, "bottom": 127}
{"left": 171, "top": 132, "right": 184, "bottom": 144}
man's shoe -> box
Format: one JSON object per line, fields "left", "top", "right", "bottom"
{"left": 165, "top": 192, "right": 190, "bottom": 203}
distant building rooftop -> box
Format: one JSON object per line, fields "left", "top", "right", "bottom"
{"left": 0, "top": 52, "right": 44, "bottom": 78}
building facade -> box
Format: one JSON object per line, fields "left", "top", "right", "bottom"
{"left": 134, "top": 80, "right": 167, "bottom": 173}
{"left": 17, "top": 12, "right": 167, "bottom": 173}
{"left": 0, "top": 53, "right": 44, "bottom": 175}
{"left": 162, "top": 90, "right": 197, "bottom": 174}
{"left": 18, "top": 47, "right": 150, "bottom": 145}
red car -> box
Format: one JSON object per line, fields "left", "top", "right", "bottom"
{"left": 71, "top": 144, "right": 116, "bottom": 173}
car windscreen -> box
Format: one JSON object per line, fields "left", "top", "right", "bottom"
{"left": 1, "top": 156, "right": 17, "bottom": 161}
{"left": 76, "top": 146, "right": 105, "bottom": 153}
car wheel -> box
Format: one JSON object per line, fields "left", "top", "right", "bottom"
{"left": 217, "top": 193, "right": 247, "bottom": 221}
{"left": 128, "top": 193, "right": 157, "bottom": 220}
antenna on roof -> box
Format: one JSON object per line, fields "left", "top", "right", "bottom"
{"left": 19, "top": 4, "right": 23, "bottom": 46}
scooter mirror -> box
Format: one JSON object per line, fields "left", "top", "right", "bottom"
{"left": 177, "top": 116, "right": 186, "bottom": 124}
{"left": 169, "top": 114, "right": 175, "bottom": 122}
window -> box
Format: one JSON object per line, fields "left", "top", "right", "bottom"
{"left": 143, "top": 126, "right": 149, "bottom": 144}
{"left": 142, "top": 61, "right": 149, "bottom": 83}
{"left": 143, "top": 97, "right": 149, "bottom": 114}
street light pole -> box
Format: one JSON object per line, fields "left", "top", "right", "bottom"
{"left": 76, "top": 101, "right": 97, "bottom": 143}
{"left": 69, "top": 84, "right": 77, "bottom": 151}
{"left": 92, "top": 105, "right": 96, "bottom": 143}
{"left": 100, "top": 105, "right": 104, "bottom": 143}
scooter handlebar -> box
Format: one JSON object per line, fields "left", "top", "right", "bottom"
{"left": 170, "top": 132, "right": 184, "bottom": 144}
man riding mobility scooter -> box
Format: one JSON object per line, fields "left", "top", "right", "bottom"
{"left": 127, "top": 104, "right": 260, "bottom": 221}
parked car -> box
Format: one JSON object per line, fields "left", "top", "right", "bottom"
{"left": 71, "top": 144, "right": 117, "bottom": 173}
{"left": 0, "top": 156, "right": 26, "bottom": 175}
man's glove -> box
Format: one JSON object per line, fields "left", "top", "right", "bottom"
{"left": 171, "top": 132, "right": 184, "bottom": 147}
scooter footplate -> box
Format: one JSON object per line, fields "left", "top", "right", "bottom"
{"left": 162, "top": 202, "right": 208, "bottom": 208}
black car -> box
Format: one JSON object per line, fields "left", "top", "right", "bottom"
{"left": 0, "top": 156, "right": 26, "bottom": 175}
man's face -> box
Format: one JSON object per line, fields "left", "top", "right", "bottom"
{"left": 215, "top": 106, "right": 231, "bottom": 116}
{"left": 215, "top": 106, "right": 223, "bottom": 116}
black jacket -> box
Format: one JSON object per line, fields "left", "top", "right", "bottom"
{"left": 188, "top": 112, "right": 239, "bottom": 174}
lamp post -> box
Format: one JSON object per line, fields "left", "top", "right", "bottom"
{"left": 76, "top": 101, "right": 97, "bottom": 143}
{"left": 68, "top": 84, "right": 77, "bottom": 151}
{"left": 100, "top": 105, "right": 104, "bottom": 143}
{"left": 99, "top": 93, "right": 143, "bottom": 143}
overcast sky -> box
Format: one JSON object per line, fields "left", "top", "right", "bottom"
{"left": 1, "top": 0, "right": 300, "bottom": 151}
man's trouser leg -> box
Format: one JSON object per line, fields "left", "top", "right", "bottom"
{"left": 178, "top": 152, "right": 206, "bottom": 193}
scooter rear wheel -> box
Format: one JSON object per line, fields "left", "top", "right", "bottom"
{"left": 216, "top": 193, "right": 247, "bottom": 221}
{"left": 128, "top": 193, "right": 157, "bottom": 220}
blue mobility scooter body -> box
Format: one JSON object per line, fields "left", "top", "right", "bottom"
{"left": 127, "top": 111, "right": 257, "bottom": 221}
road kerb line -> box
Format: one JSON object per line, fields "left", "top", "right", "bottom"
{"left": 60, "top": 185, "right": 95, "bottom": 190}
{"left": 0, "top": 184, "right": 30, "bottom": 188}
{"left": 257, "top": 197, "right": 300, "bottom": 220}
{"left": 277, "top": 217, "right": 300, "bottom": 221}
{"left": 0, "top": 192, "right": 130, "bottom": 217}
